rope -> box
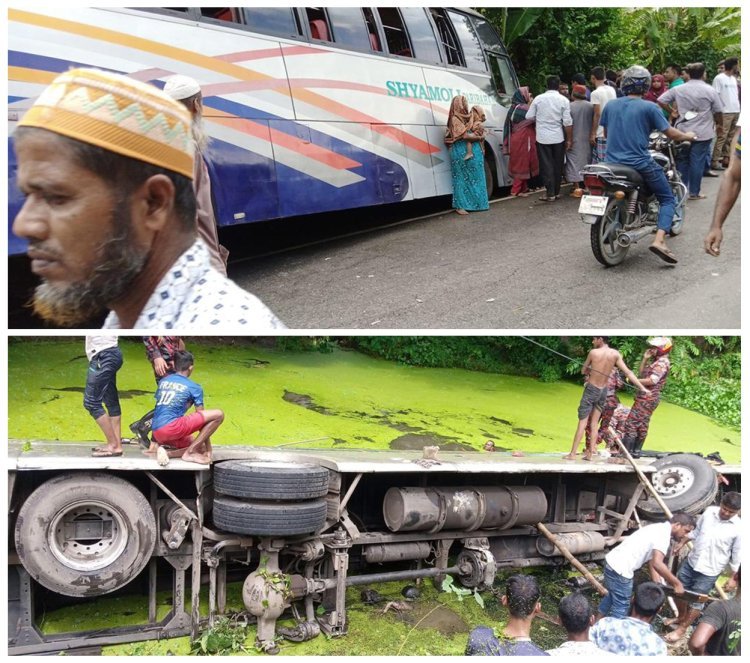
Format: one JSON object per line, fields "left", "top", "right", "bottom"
{"left": 519, "top": 336, "right": 640, "bottom": 391}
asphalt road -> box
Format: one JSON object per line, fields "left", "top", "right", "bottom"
{"left": 233, "top": 175, "right": 741, "bottom": 329}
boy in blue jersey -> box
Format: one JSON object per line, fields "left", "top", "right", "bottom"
{"left": 151, "top": 350, "right": 224, "bottom": 465}
{"left": 599, "top": 65, "right": 696, "bottom": 264}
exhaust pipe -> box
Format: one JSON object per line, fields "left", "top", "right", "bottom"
{"left": 616, "top": 226, "right": 655, "bottom": 248}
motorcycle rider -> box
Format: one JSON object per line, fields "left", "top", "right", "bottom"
{"left": 599, "top": 66, "right": 696, "bottom": 264}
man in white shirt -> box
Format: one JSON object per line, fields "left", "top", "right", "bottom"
{"left": 547, "top": 592, "right": 615, "bottom": 656}
{"left": 711, "top": 56, "right": 741, "bottom": 169}
{"left": 85, "top": 336, "right": 124, "bottom": 457}
{"left": 666, "top": 492, "right": 741, "bottom": 642}
{"left": 589, "top": 67, "right": 617, "bottom": 163}
{"left": 526, "top": 75, "right": 573, "bottom": 201}
{"left": 598, "top": 512, "right": 695, "bottom": 619}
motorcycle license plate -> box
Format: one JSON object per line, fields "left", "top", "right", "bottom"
{"left": 578, "top": 195, "right": 608, "bottom": 216}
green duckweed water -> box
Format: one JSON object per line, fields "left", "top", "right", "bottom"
{"left": 7, "top": 339, "right": 740, "bottom": 459}
{"left": 7, "top": 338, "right": 740, "bottom": 654}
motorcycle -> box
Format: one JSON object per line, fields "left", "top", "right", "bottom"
{"left": 577, "top": 132, "right": 690, "bottom": 266}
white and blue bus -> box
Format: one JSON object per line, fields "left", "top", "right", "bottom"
{"left": 8, "top": 6, "right": 518, "bottom": 257}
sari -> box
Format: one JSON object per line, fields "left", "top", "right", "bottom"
{"left": 503, "top": 87, "right": 539, "bottom": 185}
{"left": 445, "top": 96, "right": 489, "bottom": 211}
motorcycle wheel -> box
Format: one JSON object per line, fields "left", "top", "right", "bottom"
{"left": 591, "top": 199, "right": 629, "bottom": 266}
{"left": 670, "top": 177, "right": 687, "bottom": 236}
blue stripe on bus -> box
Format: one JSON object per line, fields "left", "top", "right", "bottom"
{"left": 206, "top": 135, "right": 408, "bottom": 225}
{"left": 9, "top": 50, "right": 93, "bottom": 74}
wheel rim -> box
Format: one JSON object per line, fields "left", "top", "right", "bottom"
{"left": 48, "top": 500, "right": 128, "bottom": 571}
{"left": 651, "top": 466, "right": 695, "bottom": 499}
{"left": 600, "top": 204, "right": 626, "bottom": 260}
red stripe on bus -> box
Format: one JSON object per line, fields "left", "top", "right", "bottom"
{"left": 209, "top": 108, "right": 361, "bottom": 170}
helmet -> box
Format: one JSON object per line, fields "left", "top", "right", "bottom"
{"left": 621, "top": 65, "right": 652, "bottom": 96}
{"left": 648, "top": 336, "right": 673, "bottom": 353}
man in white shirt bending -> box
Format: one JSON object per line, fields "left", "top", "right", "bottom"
{"left": 526, "top": 75, "right": 573, "bottom": 202}
{"left": 598, "top": 512, "right": 696, "bottom": 619}
{"left": 589, "top": 67, "right": 617, "bottom": 163}
{"left": 711, "top": 56, "right": 741, "bottom": 169}
{"left": 665, "top": 492, "right": 741, "bottom": 642}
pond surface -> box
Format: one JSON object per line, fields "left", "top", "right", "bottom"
{"left": 8, "top": 339, "right": 740, "bottom": 460}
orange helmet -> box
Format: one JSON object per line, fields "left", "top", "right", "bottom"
{"left": 648, "top": 337, "right": 673, "bottom": 353}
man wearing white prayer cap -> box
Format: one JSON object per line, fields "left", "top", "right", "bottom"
{"left": 12, "top": 68, "right": 284, "bottom": 330}
{"left": 163, "top": 74, "right": 229, "bottom": 275}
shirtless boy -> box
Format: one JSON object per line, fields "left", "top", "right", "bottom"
{"left": 150, "top": 350, "right": 224, "bottom": 465}
{"left": 564, "top": 337, "right": 649, "bottom": 460}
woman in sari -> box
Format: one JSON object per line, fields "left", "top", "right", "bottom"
{"left": 444, "top": 95, "right": 489, "bottom": 215}
{"left": 502, "top": 86, "right": 539, "bottom": 197}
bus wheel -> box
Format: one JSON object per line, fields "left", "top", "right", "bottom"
{"left": 213, "top": 496, "right": 327, "bottom": 536}
{"left": 638, "top": 454, "right": 718, "bottom": 520}
{"left": 483, "top": 153, "right": 497, "bottom": 198}
{"left": 214, "top": 460, "right": 329, "bottom": 500}
{"left": 14, "top": 473, "right": 156, "bottom": 597}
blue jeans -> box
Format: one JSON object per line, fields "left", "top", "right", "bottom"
{"left": 638, "top": 159, "right": 676, "bottom": 232}
{"left": 676, "top": 139, "right": 712, "bottom": 196}
{"left": 677, "top": 559, "right": 718, "bottom": 610}
{"left": 599, "top": 563, "right": 633, "bottom": 618}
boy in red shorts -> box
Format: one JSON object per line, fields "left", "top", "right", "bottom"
{"left": 151, "top": 350, "right": 224, "bottom": 465}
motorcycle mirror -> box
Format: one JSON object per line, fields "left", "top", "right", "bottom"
{"left": 684, "top": 111, "right": 698, "bottom": 121}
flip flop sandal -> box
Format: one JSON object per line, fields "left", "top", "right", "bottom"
{"left": 688, "top": 194, "right": 707, "bottom": 200}
{"left": 649, "top": 245, "right": 678, "bottom": 264}
{"left": 538, "top": 195, "right": 556, "bottom": 202}
{"left": 91, "top": 447, "right": 123, "bottom": 457}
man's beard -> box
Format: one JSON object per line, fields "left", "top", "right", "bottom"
{"left": 31, "top": 204, "right": 148, "bottom": 327}
{"left": 192, "top": 113, "right": 209, "bottom": 153}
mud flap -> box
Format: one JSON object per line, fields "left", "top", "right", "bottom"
{"left": 581, "top": 214, "right": 599, "bottom": 225}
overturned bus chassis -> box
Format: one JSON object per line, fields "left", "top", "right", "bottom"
{"left": 7, "top": 440, "right": 734, "bottom": 654}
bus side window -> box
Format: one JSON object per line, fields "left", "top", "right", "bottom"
{"left": 200, "top": 8, "right": 241, "bottom": 24}
{"left": 447, "top": 11, "right": 488, "bottom": 72}
{"left": 327, "top": 7, "right": 371, "bottom": 52}
{"left": 243, "top": 8, "right": 302, "bottom": 39}
{"left": 470, "top": 15, "right": 509, "bottom": 56}
{"left": 376, "top": 8, "right": 413, "bottom": 58}
{"left": 400, "top": 7, "right": 442, "bottom": 64}
{"left": 363, "top": 8, "right": 382, "bottom": 52}
{"left": 306, "top": 8, "right": 332, "bottom": 42}
{"left": 429, "top": 9, "right": 463, "bottom": 67}
{"left": 487, "top": 54, "right": 516, "bottom": 108}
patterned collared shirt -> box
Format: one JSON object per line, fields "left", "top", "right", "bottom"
{"left": 103, "top": 240, "right": 285, "bottom": 330}
{"left": 590, "top": 616, "right": 667, "bottom": 656}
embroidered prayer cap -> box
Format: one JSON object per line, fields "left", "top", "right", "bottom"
{"left": 18, "top": 68, "right": 194, "bottom": 179}
{"left": 163, "top": 75, "right": 202, "bottom": 101}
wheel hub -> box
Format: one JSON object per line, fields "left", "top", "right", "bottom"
{"left": 48, "top": 500, "right": 128, "bottom": 571}
{"left": 652, "top": 467, "right": 695, "bottom": 498}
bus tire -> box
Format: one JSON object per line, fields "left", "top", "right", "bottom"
{"left": 213, "top": 460, "right": 329, "bottom": 500}
{"left": 213, "top": 496, "right": 328, "bottom": 536}
{"left": 14, "top": 472, "right": 156, "bottom": 597}
{"left": 638, "top": 454, "right": 718, "bottom": 520}
{"left": 484, "top": 151, "right": 498, "bottom": 198}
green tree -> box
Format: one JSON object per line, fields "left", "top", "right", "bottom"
{"left": 483, "top": 8, "right": 638, "bottom": 94}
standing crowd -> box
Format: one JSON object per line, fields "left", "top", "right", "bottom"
{"left": 467, "top": 492, "right": 741, "bottom": 656}
{"left": 446, "top": 57, "right": 741, "bottom": 264}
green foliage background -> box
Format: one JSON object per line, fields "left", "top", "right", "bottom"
{"left": 480, "top": 7, "right": 741, "bottom": 94}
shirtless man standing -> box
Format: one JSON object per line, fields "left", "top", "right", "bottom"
{"left": 564, "top": 337, "right": 649, "bottom": 460}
